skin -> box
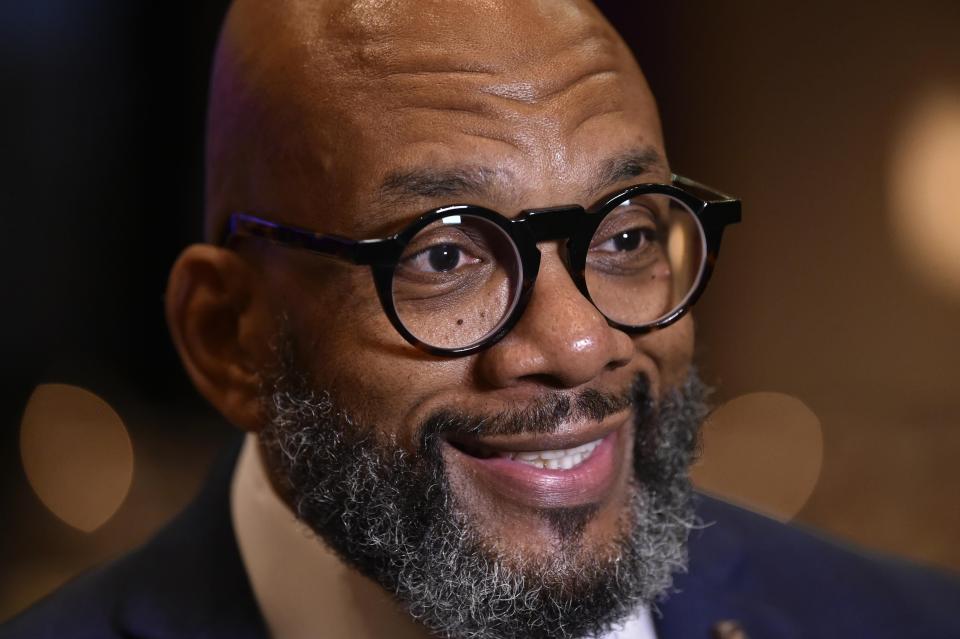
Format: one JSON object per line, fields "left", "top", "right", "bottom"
{"left": 166, "top": 0, "right": 695, "bottom": 565}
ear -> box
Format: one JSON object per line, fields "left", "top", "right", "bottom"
{"left": 165, "top": 244, "right": 275, "bottom": 432}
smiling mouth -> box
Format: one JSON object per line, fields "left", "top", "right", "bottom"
{"left": 452, "top": 438, "right": 605, "bottom": 470}
{"left": 441, "top": 413, "right": 631, "bottom": 510}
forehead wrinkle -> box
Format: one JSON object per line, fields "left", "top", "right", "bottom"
{"left": 327, "top": 0, "right": 606, "bottom": 65}
{"left": 315, "top": 2, "right": 643, "bottom": 154}
{"left": 483, "top": 67, "right": 619, "bottom": 105}
{"left": 370, "top": 63, "right": 628, "bottom": 147}
{"left": 355, "top": 31, "right": 624, "bottom": 109}
{"left": 379, "top": 67, "right": 498, "bottom": 81}
{"left": 569, "top": 107, "right": 626, "bottom": 138}
{"left": 480, "top": 34, "right": 623, "bottom": 105}
{"left": 368, "top": 71, "right": 554, "bottom": 155}
{"left": 351, "top": 35, "right": 505, "bottom": 77}
{"left": 384, "top": 101, "right": 533, "bottom": 154}
{"left": 327, "top": 0, "right": 624, "bottom": 97}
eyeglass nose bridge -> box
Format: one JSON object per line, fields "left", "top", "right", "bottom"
{"left": 513, "top": 203, "right": 595, "bottom": 284}
{"left": 509, "top": 204, "right": 597, "bottom": 320}
{"left": 516, "top": 205, "right": 587, "bottom": 243}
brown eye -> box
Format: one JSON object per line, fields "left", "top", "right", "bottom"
{"left": 427, "top": 244, "right": 461, "bottom": 272}
{"left": 614, "top": 229, "right": 641, "bottom": 251}
{"left": 592, "top": 225, "right": 657, "bottom": 254}
{"left": 599, "top": 227, "right": 654, "bottom": 253}
{"left": 403, "top": 242, "right": 480, "bottom": 274}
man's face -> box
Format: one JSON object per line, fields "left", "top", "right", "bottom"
{"left": 218, "top": 0, "right": 702, "bottom": 635}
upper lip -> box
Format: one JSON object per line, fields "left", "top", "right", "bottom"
{"left": 442, "top": 409, "right": 631, "bottom": 456}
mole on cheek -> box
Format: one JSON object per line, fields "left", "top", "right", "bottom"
{"left": 457, "top": 319, "right": 464, "bottom": 325}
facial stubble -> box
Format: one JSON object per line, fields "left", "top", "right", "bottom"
{"left": 258, "top": 349, "right": 709, "bottom": 639}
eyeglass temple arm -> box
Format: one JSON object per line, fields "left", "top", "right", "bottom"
{"left": 671, "top": 174, "right": 735, "bottom": 201}
{"left": 224, "top": 213, "right": 391, "bottom": 265}
{"left": 672, "top": 174, "right": 742, "bottom": 226}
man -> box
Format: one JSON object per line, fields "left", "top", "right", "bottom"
{"left": 4, "top": 1, "right": 959, "bottom": 638}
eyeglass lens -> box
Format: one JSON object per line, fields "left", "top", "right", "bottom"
{"left": 392, "top": 214, "right": 523, "bottom": 350}
{"left": 585, "top": 194, "right": 705, "bottom": 327}
{"left": 391, "top": 195, "right": 706, "bottom": 350}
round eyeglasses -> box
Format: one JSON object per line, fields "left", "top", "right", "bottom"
{"left": 223, "top": 174, "right": 741, "bottom": 356}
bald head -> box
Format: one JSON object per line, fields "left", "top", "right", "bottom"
{"left": 204, "top": 0, "right": 661, "bottom": 240}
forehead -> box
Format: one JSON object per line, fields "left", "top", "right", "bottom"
{"left": 288, "top": 0, "right": 665, "bottom": 235}
{"left": 327, "top": 0, "right": 613, "bottom": 61}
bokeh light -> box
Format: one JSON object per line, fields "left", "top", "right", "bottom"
{"left": 889, "top": 89, "right": 960, "bottom": 299}
{"left": 692, "top": 392, "right": 823, "bottom": 522}
{"left": 20, "top": 384, "right": 134, "bottom": 533}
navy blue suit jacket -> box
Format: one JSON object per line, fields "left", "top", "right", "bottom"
{"left": 3, "top": 440, "right": 959, "bottom": 638}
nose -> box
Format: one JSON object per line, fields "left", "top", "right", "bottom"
{"left": 475, "top": 249, "right": 634, "bottom": 389}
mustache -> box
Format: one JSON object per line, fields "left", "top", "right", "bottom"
{"left": 420, "top": 374, "right": 651, "bottom": 444}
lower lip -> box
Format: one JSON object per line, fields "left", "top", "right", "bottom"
{"left": 443, "top": 429, "right": 622, "bottom": 509}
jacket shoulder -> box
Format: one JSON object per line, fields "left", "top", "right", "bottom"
{"left": 684, "top": 495, "right": 960, "bottom": 638}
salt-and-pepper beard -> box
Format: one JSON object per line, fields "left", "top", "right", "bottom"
{"left": 259, "top": 342, "right": 710, "bottom": 639}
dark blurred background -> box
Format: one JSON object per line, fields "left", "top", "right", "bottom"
{"left": 3, "top": 0, "right": 959, "bottom": 622}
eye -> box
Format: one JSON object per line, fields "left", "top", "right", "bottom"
{"left": 594, "top": 227, "right": 656, "bottom": 253}
{"left": 404, "top": 243, "right": 481, "bottom": 273}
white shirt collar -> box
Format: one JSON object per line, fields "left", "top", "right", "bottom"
{"left": 230, "top": 434, "right": 657, "bottom": 639}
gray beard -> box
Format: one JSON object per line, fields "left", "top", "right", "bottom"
{"left": 259, "top": 356, "right": 709, "bottom": 639}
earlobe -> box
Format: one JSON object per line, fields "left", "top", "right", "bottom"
{"left": 165, "top": 244, "right": 273, "bottom": 432}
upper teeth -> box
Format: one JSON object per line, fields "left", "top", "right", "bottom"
{"left": 497, "top": 439, "right": 602, "bottom": 470}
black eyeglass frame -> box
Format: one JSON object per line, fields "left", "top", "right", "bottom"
{"left": 223, "top": 174, "right": 741, "bottom": 356}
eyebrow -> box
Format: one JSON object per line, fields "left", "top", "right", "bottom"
{"left": 592, "top": 146, "right": 667, "bottom": 196}
{"left": 378, "top": 166, "right": 512, "bottom": 208}
{"left": 375, "top": 145, "right": 667, "bottom": 211}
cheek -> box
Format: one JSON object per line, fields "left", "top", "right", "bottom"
{"left": 282, "top": 274, "right": 472, "bottom": 442}
{"left": 265, "top": 262, "right": 390, "bottom": 395}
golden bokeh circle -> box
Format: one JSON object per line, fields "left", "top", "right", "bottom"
{"left": 692, "top": 391, "right": 823, "bottom": 522}
{"left": 20, "top": 384, "right": 134, "bottom": 533}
